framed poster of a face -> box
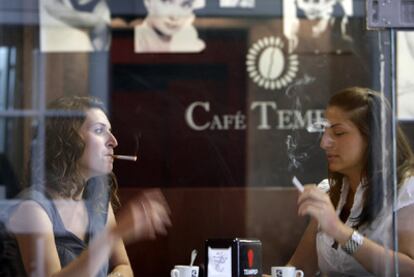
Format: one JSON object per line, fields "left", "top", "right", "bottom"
{"left": 39, "top": 0, "right": 111, "bottom": 52}
{"left": 283, "top": 0, "right": 354, "bottom": 52}
{"left": 134, "top": 0, "right": 206, "bottom": 53}
{"left": 397, "top": 31, "right": 414, "bottom": 120}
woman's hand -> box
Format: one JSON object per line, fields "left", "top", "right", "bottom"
{"left": 297, "top": 185, "right": 346, "bottom": 240}
{"left": 112, "top": 189, "right": 171, "bottom": 243}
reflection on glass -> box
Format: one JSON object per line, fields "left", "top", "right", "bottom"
{"left": 1, "top": 1, "right": 413, "bottom": 276}
{"left": 306, "top": 119, "right": 331, "bottom": 133}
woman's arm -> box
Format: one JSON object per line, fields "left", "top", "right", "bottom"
{"left": 349, "top": 204, "right": 414, "bottom": 276}
{"left": 9, "top": 201, "right": 62, "bottom": 276}
{"left": 396, "top": 204, "right": 414, "bottom": 274}
{"left": 298, "top": 185, "right": 414, "bottom": 276}
{"left": 9, "top": 190, "right": 170, "bottom": 277}
{"left": 106, "top": 189, "right": 171, "bottom": 276}
{"left": 10, "top": 200, "right": 119, "bottom": 277}
{"left": 287, "top": 218, "right": 319, "bottom": 275}
{"left": 107, "top": 204, "right": 133, "bottom": 277}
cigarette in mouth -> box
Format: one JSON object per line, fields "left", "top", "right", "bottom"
{"left": 112, "top": 155, "right": 137, "bottom": 161}
{"left": 292, "top": 176, "right": 304, "bottom": 193}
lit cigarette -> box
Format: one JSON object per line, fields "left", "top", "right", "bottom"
{"left": 112, "top": 155, "right": 137, "bottom": 161}
{"left": 292, "top": 176, "right": 304, "bottom": 193}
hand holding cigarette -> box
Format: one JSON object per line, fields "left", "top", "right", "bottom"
{"left": 292, "top": 176, "right": 330, "bottom": 193}
{"left": 292, "top": 176, "right": 304, "bottom": 193}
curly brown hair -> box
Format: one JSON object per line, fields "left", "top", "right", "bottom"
{"left": 30, "top": 96, "right": 120, "bottom": 207}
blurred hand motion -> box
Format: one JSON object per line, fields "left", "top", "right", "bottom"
{"left": 114, "top": 189, "right": 171, "bottom": 242}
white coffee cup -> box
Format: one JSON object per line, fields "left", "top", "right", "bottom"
{"left": 170, "top": 265, "right": 199, "bottom": 277}
{"left": 271, "top": 266, "right": 304, "bottom": 277}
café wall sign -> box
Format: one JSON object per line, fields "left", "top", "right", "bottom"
{"left": 246, "top": 36, "right": 299, "bottom": 90}
{"left": 185, "top": 101, "right": 324, "bottom": 131}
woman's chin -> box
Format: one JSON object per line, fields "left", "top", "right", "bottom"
{"left": 328, "top": 164, "right": 341, "bottom": 173}
{"left": 86, "top": 169, "right": 112, "bottom": 179}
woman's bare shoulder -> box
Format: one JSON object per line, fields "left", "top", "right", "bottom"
{"left": 7, "top": 200, "right": 53, "bottom": 234}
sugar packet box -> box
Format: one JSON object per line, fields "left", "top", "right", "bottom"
{"left": 205, "top": 238, "right": 262, "bottom": 277}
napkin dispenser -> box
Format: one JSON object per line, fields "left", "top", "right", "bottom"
{"left": 205, "top": 238, "right": 262, "bottom": 277}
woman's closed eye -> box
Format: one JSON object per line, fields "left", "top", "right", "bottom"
{"left": 330, "top": 127, "right": 347, "bottom": 137}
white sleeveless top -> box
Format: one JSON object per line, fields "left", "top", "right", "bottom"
{"left": 316, "top": 176, "right": 414, "bottom": 276}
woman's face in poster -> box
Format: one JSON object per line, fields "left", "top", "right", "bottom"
{"left": 296, "top": 0, "right": 336, "bottom": 20}
{"left": 145, "top": 0, "right": 195, "bottom": 37}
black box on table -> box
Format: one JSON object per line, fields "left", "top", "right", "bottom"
{"left": 205, "top": 238, "right": 262, "bottom": 277}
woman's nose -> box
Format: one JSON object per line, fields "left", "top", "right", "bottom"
{"left": 320, "top": 131, "right": 333, "bottom": 150}
{"left": 107, "top": 132, "right": 118, "bottom": 148}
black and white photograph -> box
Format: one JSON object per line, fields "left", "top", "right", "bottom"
{"left": 134, "top": 0, "right": 205, "bottom": 53}
{"left": 397, "top": 31, "right": 414, "bottom": 120}
{"left": 39, "top": 0, "right": 111, "bottom": 52}
{"left": 283, "top": 0, "right": 353, "bottom": 52}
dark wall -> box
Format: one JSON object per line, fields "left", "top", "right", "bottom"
{"left": 111, "top": 29, "right": 247, "bottom": 187}
{"left": 109, "top": 17, "right": 385, "bottom": 188}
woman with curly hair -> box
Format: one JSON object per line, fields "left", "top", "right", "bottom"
{"left": 4, "top": 96, "right": 170, "bottom": 276}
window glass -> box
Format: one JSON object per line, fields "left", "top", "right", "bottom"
{"left": 1, "top": 1, "right": 412, "bottom": 276}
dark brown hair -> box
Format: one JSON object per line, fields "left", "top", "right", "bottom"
{"left": 327, "top": 87, "right": 414, "bottom": 228}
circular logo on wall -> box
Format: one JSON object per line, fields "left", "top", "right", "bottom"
{"left": 246, "top": 36, "right": 299, "bottom": 90}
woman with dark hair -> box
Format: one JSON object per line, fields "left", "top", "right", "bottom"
{"left": 287, "top": 87, "right": 414, "bottom": 276}
{"left": 4, "top": 96, "right": 170, "bottom": 276}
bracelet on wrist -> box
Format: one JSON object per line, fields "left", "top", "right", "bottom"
{"left": 341, "top": 229, "right": 364, "bottom": 255}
